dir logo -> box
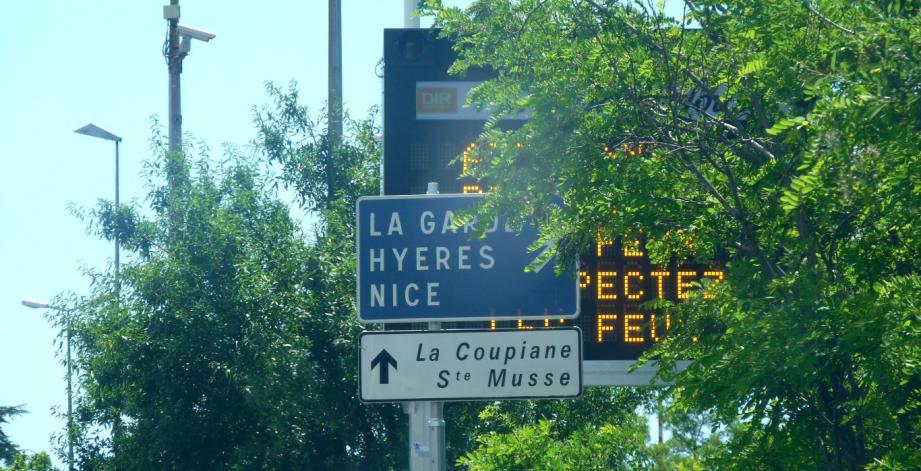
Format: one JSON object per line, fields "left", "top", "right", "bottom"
{"left": 416, "top": 87, "right": 458, "bottom": 114}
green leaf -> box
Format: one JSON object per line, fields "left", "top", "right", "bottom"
{"left": 738, "top": 56, "right": 766, "bottom": 78}
{"left": 765, "top": 116, "right": 807, "bottom": 136}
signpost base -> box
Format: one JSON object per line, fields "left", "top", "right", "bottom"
{"left": 404, "top": 400, "right": 445, "bottom": 471}
{"left": 405, "top": 319, "right": 446, "bottom": 471}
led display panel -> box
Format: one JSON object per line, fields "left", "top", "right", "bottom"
{"left": 383, "top": 29, "right": 723, "bottom": 361}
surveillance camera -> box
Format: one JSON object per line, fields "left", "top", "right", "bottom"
{"left": 177, "top": 24, "right": 216, "bottom": 42}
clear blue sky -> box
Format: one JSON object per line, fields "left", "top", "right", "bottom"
{"left": 0, "top": 1, "right": 449, "bottom": 464}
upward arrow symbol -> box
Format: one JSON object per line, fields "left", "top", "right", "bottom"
{"left": 371, "top": 349, "right": 398, "bottom": 384}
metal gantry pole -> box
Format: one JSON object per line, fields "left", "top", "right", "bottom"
{"left": 400, "top": 6, "right": 443, "bottom": 470}
{"left": 405, "top": 183, "right": 446, "bottom": 471}
{"left": 425, "top": 324, "right": 446, "bottom": 471}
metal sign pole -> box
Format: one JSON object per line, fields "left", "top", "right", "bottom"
{"left": 425, "top": 324, "right": 446, "bottom": 471}
{"left": 425, "top": 183, "right": 446, "bottom": 470}
{"left": 405, "top": 183, "right": 446, "bottom": 471}
{"left": 405, "top": 400, "right": 430, "bottom": 470}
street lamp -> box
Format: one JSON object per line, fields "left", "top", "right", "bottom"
{"left": 74, "top": 123, "right": 122, "bottom": 286}
{"left": 21, "top": 298, "right": 75, "bottom": 471}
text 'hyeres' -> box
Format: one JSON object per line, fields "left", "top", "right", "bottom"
{"left": 366, "top": 209, "right": 513, "bottom": 308}
{"left": 357, "top": 195, "right": 578, "bottom": 323}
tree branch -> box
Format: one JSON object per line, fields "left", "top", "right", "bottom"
{"left": 805, "top": 2, "right": 855, "bottom": 35}
{"left": 586, "top": 0, "right": 780, "bottom": 165}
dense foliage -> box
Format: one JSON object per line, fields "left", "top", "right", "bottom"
{"left": 426, "top": 0, "right": 921, "bottom": 468}
{"left": 65, "top": 87, "right": 404, "bottom": 469}
{"left": 452, "top": 388, "right": 652, "bottom": 469}
{"left": 0, "top": 452, "right": 55, "bottom": 471}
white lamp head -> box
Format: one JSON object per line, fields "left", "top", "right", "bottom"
{"left": 21, "top": 298, "right": 50, "bottom": 309}
{"left": 74, "top": 123, "right": 121, "bottom": 143}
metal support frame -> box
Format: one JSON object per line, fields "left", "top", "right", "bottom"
{"left": 403, "top": 182, "right": 446, "bottom": 471}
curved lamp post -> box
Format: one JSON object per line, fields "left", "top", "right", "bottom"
{"left": 21, "top": 298, "right": 75, "bottom": 471}
{"left": 74, "top": 123, "right": 122, "bottom": 288}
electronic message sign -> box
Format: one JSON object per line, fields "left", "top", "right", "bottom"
{"left": 383, "top": 29, "right": 724, "bottom": 368}
{"left": 383, "top": 238, "right": 725, "bottom": 362}
{"left": 383, "top": 29, "right": 524, "bottom": 195}
{"left": 486, "top": 238, "right": 724, "bottom": 362}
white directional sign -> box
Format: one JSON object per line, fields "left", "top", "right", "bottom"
{"left": 360, "top": 329, "right": 582, "bottom": 402}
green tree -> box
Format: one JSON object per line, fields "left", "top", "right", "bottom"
{"left": 0, "top": 406, "right": 25, "bottom": 465}
{"left": 0, "top": 452, "right": 56, "bottom": 471}
{"left": 427, "top": 0, "right": 921, "bottom": 469}
{"left": 254, "top": 83, "right": 408, "bottom": 468}
{"left": 66, "top": 86, "right": 404, "bottom": 469}
{"left": 647, "top": 404, "right": 737, "bottom": 470}
{"left": 457, "top": 416, "right": 650, "bottom": 470}
{"left": 448, "top": 387, "right": 652, "bottom": 468}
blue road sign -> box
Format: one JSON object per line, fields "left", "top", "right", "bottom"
{"left": 356, "top": 194, "right": 579, "bottom": 323}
